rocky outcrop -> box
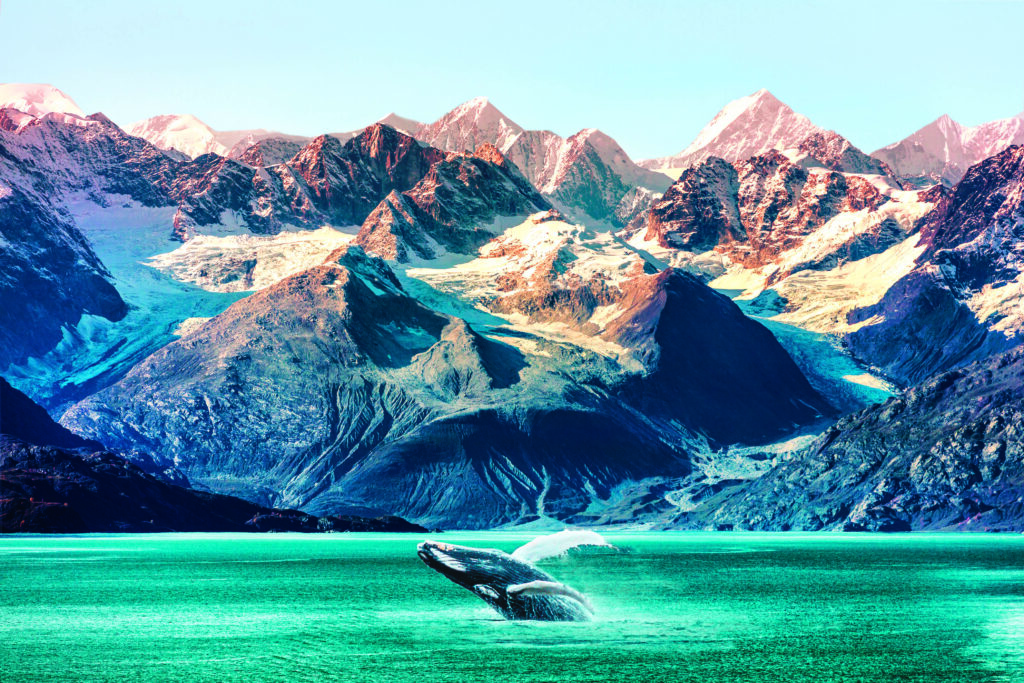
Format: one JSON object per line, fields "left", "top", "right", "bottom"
{"left": 231, "top": 136, "right": 306, "bottom": 166}
{"left": 502, "top": 128, "right": 671, "bottom": 227}
{"left": 677, "top": 344, "right": 1024, "bottom": 531}
{"left": 795, "top": 130, "right": 896, "bottom": 177}
{"left": 1, "top": 377, "right": 100, "bottom": 450}
{"left": 0, "top": 377, "right": 427, "bottom": 533}
{"left": 287, "top": 124, "right": 445, "bottom": 226}
{"left": 604, "top": 269, "right": 832, "bottom": 443}
{"left": 355, "top": 145, "right": 550, "bottom": 261}
{"left": 639, "top": 151, "right": 891, "bottom": 271}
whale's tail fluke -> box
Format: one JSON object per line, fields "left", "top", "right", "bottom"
{"left": 510, "top": 529, "right": 612, "bottom": 564}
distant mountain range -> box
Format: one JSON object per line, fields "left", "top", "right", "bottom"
{"left": 1, "top": 81, "right": 1022, "bottom": 531}
{"left": 873, "top": 112, "right": 1024, "bottom": 187}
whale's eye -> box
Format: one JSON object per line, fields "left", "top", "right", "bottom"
{"left": 473, "top": 585, "right": 500, "bottom": 600}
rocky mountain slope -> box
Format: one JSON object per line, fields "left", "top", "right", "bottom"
{"left": 354, "top": 143, "right": 550, "bottom": 261}
{"left": 874, "top": 112, "right": 1024, "bottom": 187}
{"left": 677, "top": 344, "right": 1024, "bottom": 532}
{"left": 62, "top": 244, "right": 829, "bottom": 528}
{"left": 0, "top": 377, "right": 425, "bottom": 533}
{"left": 633, "top": 148, "right": 916, "bottom": 277}
{"left": 846, "top": 145, "right": 1024, "bottom": 384}
{"left": 627, "top": 143, "right": 1024, "bottom": 390}
{"left": 5, "top": 81, "right": 1023, "bottom": 532}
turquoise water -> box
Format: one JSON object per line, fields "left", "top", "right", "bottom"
{"left": 2, "top": 533, "right": 1023, "bottom": 682}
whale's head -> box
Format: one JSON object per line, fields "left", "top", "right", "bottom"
{"left": 417, "top": 540, "right": 593, "bottom": 621}
{"left": 417, "top": 541, "right": 528, "bottom": 598}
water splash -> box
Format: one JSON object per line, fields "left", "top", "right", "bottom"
{"left": 510, "top": 529, "right": 613, "bottom": 564}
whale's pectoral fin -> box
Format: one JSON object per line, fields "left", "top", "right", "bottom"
{"left": 511, "top": 530, "right": 611, "bottom": 564}
{"left": 506, "top": 580, "right": 594, "bottom": 612}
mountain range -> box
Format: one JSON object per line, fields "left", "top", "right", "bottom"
{"left": 1, "top": 82, "right": 1021, "bottom": 531}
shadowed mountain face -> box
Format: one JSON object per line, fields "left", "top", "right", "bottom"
{"left": 607, "top": 269, "right": 830, "bottom": 444}
{"left": 1, "top": 377, "right": 100, "bottom": 449}
{"left": 62, "top": 246, "right": 829, "bottom": 528}
{"left": 846, "top": 146, "right": 1024, "bottom": 385}
{"left": 0, "top": 437, "right": 426, "bottom": 534}
{"left": 0, "top": 187, "right": 126, "bottom": 368}
{"left": 676, "top": 344, "right": 1024, "bottom": 532}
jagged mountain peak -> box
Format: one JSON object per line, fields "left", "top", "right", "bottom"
{"left": 640, "top": 89, "right": 822, "bottom": 173}
{"left": 0, "top": 82, "right": 84, "bottom": 118}
{"left": 417, "top": 96, "right": 524, "bottom": 153}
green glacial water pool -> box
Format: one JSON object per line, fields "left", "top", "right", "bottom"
{"left": 1, "top": 532, "right": 1023, "bottom": 682}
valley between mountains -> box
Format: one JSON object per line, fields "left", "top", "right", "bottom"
{"left": 1, "top": 83, "right": 1022, "bottom": 531}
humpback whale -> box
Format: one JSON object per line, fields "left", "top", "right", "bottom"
{"left": 417, "top": 531, "right": 606, "bottom": 621}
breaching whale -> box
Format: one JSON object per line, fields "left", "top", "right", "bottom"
{"left": 417, "top": 531, "right": 608, "bottom": 621}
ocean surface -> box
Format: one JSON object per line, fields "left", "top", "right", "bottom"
{"left": 1, "top": 532, "right": 1022, "bottom": 682}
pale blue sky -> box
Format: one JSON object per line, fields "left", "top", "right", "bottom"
{"left": 2, "top": 0, "right": 1022, "bottom": 159}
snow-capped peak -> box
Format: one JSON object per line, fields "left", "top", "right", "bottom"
{"left": 0, "top": 83, "right": 84, "bottom": 118}
{"left": 639, "top": 89, "right": 823, "bottom": 173}
{"left": 873, "top": 110, "right": 1024, "bottom": 186}
{"left": 377, "top": 113, "right": 422, "bottom": 136}
{"left": 127, "top": 113, "right": 223, "bottom": 158}
{"left": 126, "top": 113, "right": 283, "bottom": 159}
{"left": 417, "top": 96, "right": 524, "bottom": 153}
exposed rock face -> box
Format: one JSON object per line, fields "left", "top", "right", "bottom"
{"left": 605, "top": 269, "right": 832, "bottom": 443}
{"left": 847, "top": 145, "right": 1024, "bottom": 384}
{"left": 502, "top": 128, "right": 671, "bottom": 227}
{"left": 0, "top": 376, "right": 425, "bottom": 533}
{"left": 288, "top": 124, "right": 445, "bottom": 226}
{"left": 412, "top": 98, "right": 669, "bottom": 227}
{"left": 0, "top": 110, "right": 447, "bottom": 239}
{"left": 642, "top": 157, "right": 742, "bottom": 251}
{"left": 355, "top": 145, "right": 550, "bottom": 261}
{"left": 795, "top": 131, "right": 896, "bottom": 177}
{"left": 639, "top": 150, "right": 891, "bottom": 272}
{"left": 874, "top": 113, "right": 1024, "bottom": 187}
{"left": 0, "top": 186, "right": 126, "bottom": 368}
{"left": 231, "top": 136, "right": 306, "bottom": 166}
{"left": 677, "top": 345, "right": 1024, "bottom": 532}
